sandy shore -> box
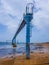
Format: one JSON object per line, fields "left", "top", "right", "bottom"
{"left": 0, "top": 43, "right": 49, "bottom": 65}
{"left": 0, "top": 52, "right": 49, "bottom": 65}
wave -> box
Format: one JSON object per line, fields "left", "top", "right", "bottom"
{"left": 0, "top": 44, "right": 25, "bottom": 49}
{"left": 0, "top": 45, "right": 13, "bottom": 49}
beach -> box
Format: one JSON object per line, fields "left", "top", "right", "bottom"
{"left": 0, "top": 52, "right": 49, "bottom": 65}
{"left": 0, "top": 43, "right": 49, "bottom": 65}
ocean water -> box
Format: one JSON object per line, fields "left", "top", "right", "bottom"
{"left": 0, "top": 42, "right": 26, "bottom": 58}
{"left": 0, "top": 42, "right": 49, "bottom": 58}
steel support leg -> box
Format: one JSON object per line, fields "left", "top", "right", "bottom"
{"left": 26, "top": 22, "right": 30, "bottom": 59}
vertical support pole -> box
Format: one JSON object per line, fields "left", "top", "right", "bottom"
{"left": 12, "top": 38, "right": 17, "bottom": 47}
{"left": 26, "top": 21, "right": 30, "bottom": 59}
{"left": 24, "top": 14, "right": 32, "bottom": 59}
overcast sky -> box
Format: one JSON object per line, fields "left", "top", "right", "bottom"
{"left": 0, "top": 0, "right": 49, "bottom": 43}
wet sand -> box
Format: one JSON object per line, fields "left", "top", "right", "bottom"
{"left": 0, "top": 43, "right": 49, "bottom": 65}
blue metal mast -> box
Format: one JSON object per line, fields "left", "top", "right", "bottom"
{"left": 24, "top": 3, "right": 33, "bottom": 59}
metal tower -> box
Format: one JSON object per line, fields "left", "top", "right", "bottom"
{"left": 24, "top": 3, "right": 33, "bottom": 59}
{"left": 12, "top": 3, "right": 33, "bottom": 59}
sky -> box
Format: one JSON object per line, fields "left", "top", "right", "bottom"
{"left": 0, "top": 0, "right": 49, "bottom": 43}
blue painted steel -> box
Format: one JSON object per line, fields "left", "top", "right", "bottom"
{"left": 24, "top": 14, "right": 33, "bottom": 59}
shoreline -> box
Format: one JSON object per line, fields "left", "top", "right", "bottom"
{"left": 0, "top": 43, "right": 49, "bottom": 65}
{"left": 0, "top": 51, "right": 49, "bottom": 65}
{"left": 0, "top": 45, "right": 49, "bottom": 59}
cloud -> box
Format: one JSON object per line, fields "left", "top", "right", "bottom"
{"left": 30, "top": 0, "right": 49, "bottom": 42}
{"left": 32, "top": 0, "right": 49, "bottom": 30}
{"left": 0, "top": 0, "right": 28, "bottom": 41}
{"left": 0, "top": 0, "right": 49, "bottom": 42}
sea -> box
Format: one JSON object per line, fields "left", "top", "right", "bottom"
{"left": 0, "top": 42, "right": 48, "bottom": 58}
